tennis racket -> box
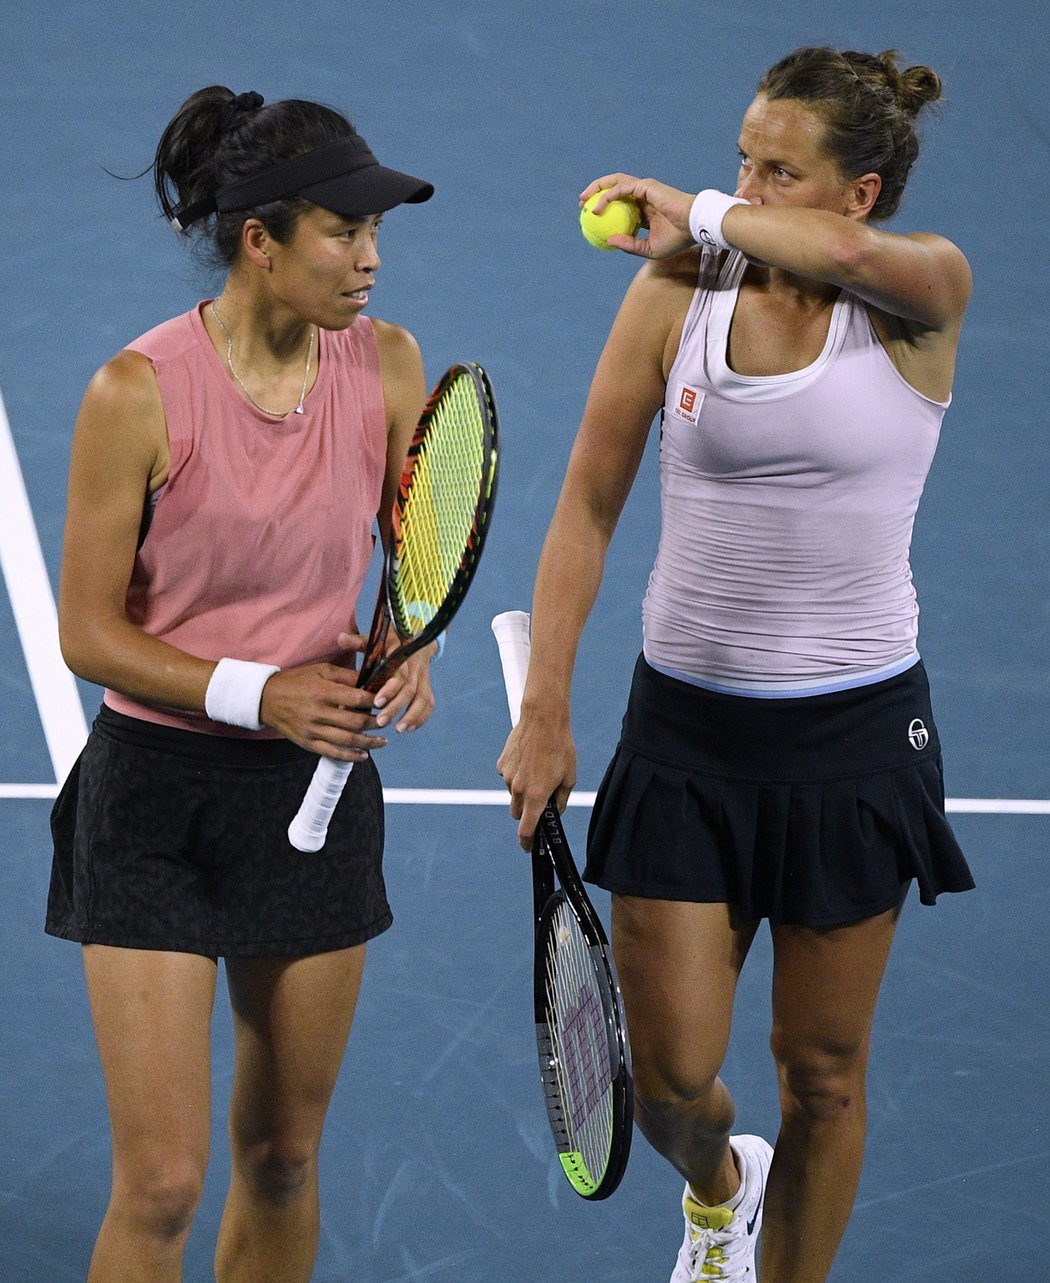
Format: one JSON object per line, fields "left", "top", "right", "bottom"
{"left": 287, "top": 363, "right": 499, "bottom": 853}
{"left": 492, "top": 609, "right": 633, "bottom": 1200}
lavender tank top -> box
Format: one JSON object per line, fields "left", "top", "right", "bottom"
{"left": 643, "top": 250, "right": 950, "bottom": 696}
{"left": 105, "top": 305, "right": 387, "bottom": 735}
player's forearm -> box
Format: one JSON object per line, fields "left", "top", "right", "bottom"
{"left": 59, "top": 612, "right": 214, "bottom": 713}
{"left": 523, "top": 500, "right": 612, "bottom": 721}
{"left": 721, "top": 203, "right": 868, "bottom": 284}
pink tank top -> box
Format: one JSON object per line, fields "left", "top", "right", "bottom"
{"left": 105, "top": 305, "right": 387, "bottom": 735}
{"left": 644, "top": 250, "right": 950, "bottom": 695}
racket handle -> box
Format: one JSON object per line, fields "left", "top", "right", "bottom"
{"left": 288, "top": 757, "right": 355, "bottom": 852}
{"left": 491, "top": 610, "right": 531, "bottom": 726}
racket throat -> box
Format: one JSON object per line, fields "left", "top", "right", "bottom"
{"left": 360, "top": 611, "right": 394, "bottom": 690}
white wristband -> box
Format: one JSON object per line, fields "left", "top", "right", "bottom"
{"left": 688, "top": 189, "right": 748, "bottom": 252}
{"left": 205, "top": 658, "right": 280, "bottom": 730}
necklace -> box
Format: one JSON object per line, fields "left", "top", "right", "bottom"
{"left": 211, "top": 302, "right": 315, "bottom": 416}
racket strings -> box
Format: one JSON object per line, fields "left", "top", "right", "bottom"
{"left": 543, "top": 898, "right": 614, "bottom": 1183}
{"left": 393, "top": 375, "right": 488, "bottom": 636}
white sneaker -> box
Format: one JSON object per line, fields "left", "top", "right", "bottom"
{"left": 669, "top": 1135, "right": 773, "bottom": 1282}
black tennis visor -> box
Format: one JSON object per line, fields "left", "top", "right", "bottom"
{"left": 172, "top": 133, "right": 433, "bottom": 231}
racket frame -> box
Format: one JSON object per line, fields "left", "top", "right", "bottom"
{"left": 287, "top": 362, "right": 498, "bottom": 853}
{"left": 491, "top": 609, "right": 633, "bottom": 1200}
{"left": 532, "top": 800, "right": 633, "bottom": 1200}
{"left": 358, "top": 360, "right": 499, "bottom": 693}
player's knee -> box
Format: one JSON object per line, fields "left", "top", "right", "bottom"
{"left": 770, "top": 1032, "right": 867, "bottom": 1123}
{"left": 634, "top": 1063, "right": 731, "bottom": 1139}
{"left": 238, "top": 1138, "right": 317, "bottom": 1207}
{"left": 113, "top": 1157, "right": 205, "bottom": 1241}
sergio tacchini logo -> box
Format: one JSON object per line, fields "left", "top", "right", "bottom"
{"left": 908, "top": 718, "right": 930, "bottom": 750}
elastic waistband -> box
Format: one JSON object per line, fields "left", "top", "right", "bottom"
{"left": 645, "top": 651, "right": 921, "bottom": 698}
{"left": 621, "top": 654, "right": 940, "bottom": 783}
{"left": 92, "top": 704, "right": 309, "bottom": 767}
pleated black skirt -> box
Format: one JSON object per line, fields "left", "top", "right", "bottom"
{"left": 585, "top": 656, "right": 974, "bottom": 927}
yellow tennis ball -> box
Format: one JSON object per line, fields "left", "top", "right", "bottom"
{"left": 580, "top": 191, "right": 641, "bottom": 250}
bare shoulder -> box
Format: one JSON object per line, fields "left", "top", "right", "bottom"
{"left": 632, "top": 246, "right": 704, "bottom": 297}
{"left": 859, "top": 225, "right": 973, "bottom": 337}
{"left": 620, "top": 248, "right": 703, "bottom": 325}
{"left": 75, "top": 349, "right": 168, "bottom": 486}
{"left": 84, "top": 348, "right": 163, "bottom": 415}
{"left": 866, "top": 232, "right": 973, "bottom": 400}
{"left": 369, "top": 317, "right": 427, "bottom": 439}
{"left": 612, "top": 248, "right": 704, "bottom": 376}
{"left": 905, "top": 230, "right": 972, "bottom": 301}
{"left": 371, "top": 316, "right": 423, "bottom": 376}
{"left": 905, "top": 229, "right": 971, "bottom": 266}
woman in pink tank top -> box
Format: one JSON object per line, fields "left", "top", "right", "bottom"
{"left": 47, "top": 88, "right": 438, "bottom": 1281}
{"left": 499, "top": 46, "right": 973, "bottom": 1283}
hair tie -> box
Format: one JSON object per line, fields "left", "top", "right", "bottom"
{"left": 224, "top": 91, "right": 264, "bottom": 123}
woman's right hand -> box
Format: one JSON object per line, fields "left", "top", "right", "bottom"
{"left": 497, "top": 711, "right": 577, "bottom": 851}
{"left": 259, "top": 634, "right": 387, "bottom": 760}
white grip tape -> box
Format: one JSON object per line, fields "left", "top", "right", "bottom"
{"left": 287, "top": 757, "right": 354, "bottom": 853}
{"left": 491, "top": 610, "right": 532, "bottom": 727}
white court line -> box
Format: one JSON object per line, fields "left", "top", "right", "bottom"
{"left": 383, "top": 788, "right": 599, "bottom": 807}
{"left": 0, "top": 389, "right": 89, "bottom": 785}
{"left": 384, "top": 790, "right": 1050, "bottom": 813}
{"left": 944, "top": 798, "right": 1050, "bottom": 815}
{"left": 2, "top": 784, "right": 1048, "bottom": 814}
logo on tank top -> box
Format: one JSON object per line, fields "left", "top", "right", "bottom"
{"left": 908, "top": 719, "right": 930, "bottom": 750}
{"left": 672, "top": 382, "right": 704, "bottom": 424}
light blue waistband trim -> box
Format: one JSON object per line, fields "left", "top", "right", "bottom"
{"left": 645, "top": 652, "right": 921, "bottom": 699}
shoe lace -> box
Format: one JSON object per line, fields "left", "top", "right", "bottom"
{"left": 686, "top": 1225, "right": 732, "bottom": 1279}
{"left": 686, "top": 1221, "right": 752, "bottom": 1281}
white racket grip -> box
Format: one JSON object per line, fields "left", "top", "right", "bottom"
{"left": 287, "top": 757, "right": 354, "bottom": 852}
{"left": 491, "top": 611, "right": 532, "bottom": 727}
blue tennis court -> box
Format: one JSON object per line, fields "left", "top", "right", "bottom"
{"left": 2, "top": 2, "right": 1047, "bottom": 1279}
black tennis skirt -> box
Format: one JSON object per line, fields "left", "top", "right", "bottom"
{"left": 585, "top": 656, "right": 975, "bottom": 927}
{"left": 46, "top": 706, "right": 391, "bottom": 958}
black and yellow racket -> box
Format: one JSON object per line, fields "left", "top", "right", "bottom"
{"left": 287, "top": 363, "right": 498, "bottom": 852}
{"left": 492, "top": 609, "right": 633, "bottom": 1199}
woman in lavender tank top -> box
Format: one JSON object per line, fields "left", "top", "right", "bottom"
{"left": 499, "top": 46, "right": 973, "bottom": 1283}
{"left": 47, "top": 89, "right": 439, "bottom": 1281}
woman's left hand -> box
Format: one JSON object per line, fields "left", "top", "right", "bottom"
{"left": 341, "top": 631, "right": 438, "bottom": 735}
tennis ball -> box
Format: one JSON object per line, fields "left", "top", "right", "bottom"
{"left": 580, "top": 191, "right": 641, "bottom": 250}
